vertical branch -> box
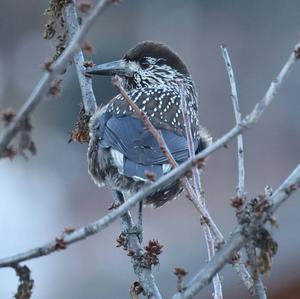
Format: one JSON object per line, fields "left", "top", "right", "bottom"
{"left": 65, "top": 4, "right": 162, "bottom": 298}
{"left": 112, "top": 191, "right": 163, "bottom": 299}
{"left": 178, "top": 81, "right": 223, "bottom": 299}
{"left": 221, "top": 45, "right": 265, "bottom": 297}
{"left": 65, "top": 1, "right": 97, "bottom": 115}
{"left": 220, "top": 45, "right": 245, "bottom": 199}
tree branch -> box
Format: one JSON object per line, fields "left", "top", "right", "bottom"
{"left": 112, "top": 191, "right": 162, "bottom": 299}
{"left": 221, "top": 45, "right": 255, "bottom": 294}
{"left": 65, "top": 4, "right": 162, "bottom": 297}
{"left": 221, "top": 45, "right": 245, "bottom": 199}
{"left": 65, "top": 0, "right": 98, "bottom": 115}
{"left": 0, "top": 0, "right": 111, "bottom": 157}
{"left": 178, "top": 80, "right": 223, "bottom": 299}
{"left": 172, "top": 163, "right": 300, "bottom": 299}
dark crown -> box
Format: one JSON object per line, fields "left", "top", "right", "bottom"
{"left": 123, "top": 41, "right": 189, "bottom": 75}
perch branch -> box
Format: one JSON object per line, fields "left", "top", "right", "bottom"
{"left": 0, "top": 0, "right": 111, "bottom": 157}
{"left": 112, "top": 191, "right": 162, "bottom": 299}
{"left": 172, "top": 163, "right": 300, "bottom": 299}
{"left": 65, "top": 4, "right": 161, "bottom": 297}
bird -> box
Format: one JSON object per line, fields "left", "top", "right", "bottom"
{"left": 86, "top": 41, "right": 211, "bottom": 208}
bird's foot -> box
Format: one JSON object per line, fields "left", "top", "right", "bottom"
{"left": 124, "top": 224, "right": 143, "bottom": 244}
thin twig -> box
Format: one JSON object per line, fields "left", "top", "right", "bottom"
{"left": 221, "top": 45, "right": 255, "bottom": 293}
{"left": 221, "top": 45, "right": 245, "bottom": 199}
{"left": 172, "top": 163, "right": 300, "bottom": 299}
{"left": 178, "top": 80, "right": 223, "bottom": 299}
{"left": 0, "top": 41, "right": 299, "bottom": 268}
{"left": 0, "top": 0, "right": 111, "bottom": 157}
{"left": 111, "top": 76, "right": 224, "bottom": 243}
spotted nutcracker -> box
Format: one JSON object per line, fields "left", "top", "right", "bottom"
{"left": 86, "top": 41, "right": 211, "bottom": 207}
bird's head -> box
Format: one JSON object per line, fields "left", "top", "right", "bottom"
{"left": 85, "top": 41, "right": 192, "bottom": 90}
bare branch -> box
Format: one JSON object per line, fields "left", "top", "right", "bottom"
{"left": 0, "top": 0, "right": 111, "bottom": 158}
{"left": 172, "top": 163, "right": 300, "bottom": 299}
{"left": 112, "top": 191, "right": 162, "bottom": 299}
{"left": 178, "top": 80, "right": 223, "bottom": 299}
{"left": 221, "top": 45, "right": 245, "bottom": 199}
{"left": 47, "top": 4, "right": 162, "bottom": 296}
{"left": 65, "top": 1, "right": 97, "bottom": 115}
{"left": 221, "top": 45, "right": 256, "bottom": 294}
{"left": 246, "top": 42, "right": 300, "bottom": 125}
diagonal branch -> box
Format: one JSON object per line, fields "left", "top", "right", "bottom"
{"left": 172, "top": 163, "right": 300, "bottom": 299}
{"left": 0, "top": 0, "right": 111, "bottom": 158}
{"left": 64, "top": 3, "right": 162, "bottom": 297}
{"left": 65, "top": 1, "right": 98, "bottom": 115}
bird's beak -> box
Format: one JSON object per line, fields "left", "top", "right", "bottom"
{"left": 85, "top": 59, "right": 134, "bottom": 77}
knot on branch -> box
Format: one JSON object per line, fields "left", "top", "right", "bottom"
{"left": 130, "top": 281, "right": 144, "bottom": 299}
{"left": 238, "top": 194, "right": 278, "bottom": 274}
{"left": 13, "top": 264, "right": 34, "bottom": 299}
{"left": 48, "top": 79, "right": 62, "bottom": 96}
{"left": 294, "top": 46, "right": 300, "bottom": 60}
{"left": 174, "top": 267, "right": 188, "bottom": 293}
{"left": 69, "top": 104, "right": 91, "bottom": 143}
{"left": 229, "top": 251, "right": 241, "bottom": 265}
{"left": 77, "top": 0, "right": 92, "bottom": 13}
{"left": 81, "top": 40, "right": 95, "bottom": 56}
{"left": 0, "top": 110, "right": 36, "bottom": 160}
{"left": 1, "top": 107, "right": 16, "bottom": 124}
{"left": 230, "top": 196, "right": 245, "bottom": 211}
{"left": 145, "top": 170, "right": 157, "bottom": 181}
{"left": 116, "top": 232, "right": 127, "bottom": 250}
{"left": 54, "top": 236, "right": 67, "bottom": 250}
{"left": 116, "top": 225, "right": 144, "bottom": 253}
{"left": 140, "top": 239, "right": 163, "bottom": 268}
{"left": 251, "top": 228, "right": 278, "bottom": 274}
{"left": 108, "top": 201, "right": 122, "bottom": 210}
{"left": 40, "top": 59, "right": 53, "bottom": 72}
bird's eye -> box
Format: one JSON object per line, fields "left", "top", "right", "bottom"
{"left": 156, "top": 58, "right": 167, "bottom": 66}
{"left": 140, "top": 59, "right": 150, "bottom": 69}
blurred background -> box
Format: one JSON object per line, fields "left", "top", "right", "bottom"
{"left": 0, "top": 0, "right": 300, "bottom": 298}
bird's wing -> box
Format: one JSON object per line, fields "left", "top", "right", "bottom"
{"left": 106, "top": 86, "right": 199, "bottom": 138}
{"left": 98, "top": 112, "right": 201, "bottom": 180}
{"left": 95, "top": 86, "right": 205, "bottom": 180}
